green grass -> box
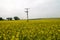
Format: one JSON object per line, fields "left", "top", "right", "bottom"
{"left": 0, "top": 19, "right": 60, "bottom": 40}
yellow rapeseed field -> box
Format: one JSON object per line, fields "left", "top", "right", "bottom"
{"left": 0, "top": 19, "right": 60, "bottom": 40}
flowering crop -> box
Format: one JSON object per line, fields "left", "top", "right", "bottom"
{"left": 0, "top": 20, "right": 60, "bottom": 40}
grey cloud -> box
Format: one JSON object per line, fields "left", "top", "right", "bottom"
{"left": 0, "top": 0, "right": 60, "bottom": 19}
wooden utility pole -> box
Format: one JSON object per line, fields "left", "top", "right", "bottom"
{"left": 25, "top": 8, "right": 30, "bottom": 22}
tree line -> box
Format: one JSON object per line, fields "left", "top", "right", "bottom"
{"left": 0, "top": 16, "right": 20, "bottom": 20}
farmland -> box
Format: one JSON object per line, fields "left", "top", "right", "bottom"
{"left": 0, "top": 19, "right": 60, "bottom": 40}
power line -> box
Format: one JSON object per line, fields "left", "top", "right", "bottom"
{"left": 25, "top": 8, "right": 30, "bottom": 22}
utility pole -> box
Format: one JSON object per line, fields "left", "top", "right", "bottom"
{"left": 25, "top": 8, "right": 30, "bottom": 22}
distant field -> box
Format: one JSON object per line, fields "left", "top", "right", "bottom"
{"left": 0, "top": 19, "right": 60, "bottom": 40}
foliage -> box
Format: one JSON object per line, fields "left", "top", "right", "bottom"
{"left": 14, "top": 16, "right": 20, "bottom": 20}
{"left": 0, "top": 19, "right": 60, "bottom": 40}
{"left": 6, "top": 17, "right": 12, "bottom": 20}
{"left": 0, "top": 17, "right": 3, "bottom": 20}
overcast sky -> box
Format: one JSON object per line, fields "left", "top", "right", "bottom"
{"left": 0, "top": 0, "right": 60, "bottom": 19}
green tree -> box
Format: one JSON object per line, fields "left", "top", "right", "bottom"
{"left": 6, "top": 17, "right": 12, "bottom": 20}
{"left": 14, "top": 16, "right": 20, "bottom": 20}
{"left": 0, "top": 17, "right": 3, "bottom": 20}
